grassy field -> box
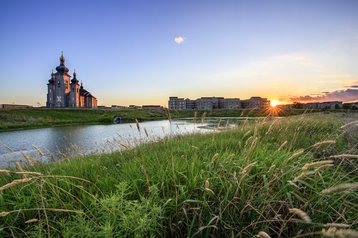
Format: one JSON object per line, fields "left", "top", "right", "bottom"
{"left": 0, "top": 113, "right": 357, "bottom": 237}
{"left": 0, "top": 107, "right": 352, "bottom": 132}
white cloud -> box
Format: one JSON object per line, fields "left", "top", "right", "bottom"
{"left": 174, "top": 36, "right": 186, "bottom": 44}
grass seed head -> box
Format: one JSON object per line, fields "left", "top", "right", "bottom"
{"left": 211, "top": 153, "right": 219, "bottom": 163}
{"left": 329, "top": 154, "right": 358, "bottom": 160}
{"left": 256, "top": 231, "right": 271, "bottom": 238}
{"left": 119, "top": 143, "right": 129, "bottom": 149}
{"left": 16, "top": 161, "right": 27, "bottom": 178}
{"left": 289, "top": 208, "right": 312, "bottom": 223}
{"left": 204, "top": 179, "right": 214, "bottom": 194}
{"left": 241, "top": 162, "right": 257, "bottom": 176}
{"left": 25, "top": 218, "right": 39, "bottom": 224}
{"left": 324, "top": 223, "right": 351, "bottom": 228}
{"left": 321, "top": 182, "right": 358, "bottom": 194}
{"left": 322, "top": 227, "right": 358, "bottom": 238}
{"left": 302, "top": 160, "right": 334, "bottom": 170}
{"left": 314, "top": 164, "right": 334, "bottom": 173}
{"left": 293, "top": 171, "right": 315, "bottom": 183}
{"left": 20, "top": 152, "right": 35, "bottom": 166}
{"left": 32, "top": 145, "right": 45, "bottom": 157}
{"left": 287, "top": 149, "right": 305, "bottom": 162}
{"left": 144, "top": 128, "right": 149, "bottom": 137}
{"left": 0, "top": 169, "right": 11, "bottom": 174}
{"left": 0, "top": 211, "right": 10, "bottom": 217}
{"left": 250, "top": 137, "right": 258, "bottom": 150}
{"left": 312, "top": 140, "right": 336, "bottom": 148}
{"left": 205, "top": 179, "right": 210, "bottom": 190}
{"left": 0, "top": 178, "right": 33, "bottom": 192}
{"left": 340, "top": 120, "right": 358, "bottom": 129}
{"left": 278, "top": 140, "right": 287, "bottom": 150}
{"left": 135, "top": 119, "right": 141, "bottom": 132}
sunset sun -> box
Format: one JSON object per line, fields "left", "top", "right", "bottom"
{"left": 270, "top": 100, "right": 280, "bottom": 107}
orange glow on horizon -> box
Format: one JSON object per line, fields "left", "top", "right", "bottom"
{"left": 270, "top": 99, "right": 289, "bottom": 107}
{"left": 270, "top": 100, "right": 280, "bottom": 107}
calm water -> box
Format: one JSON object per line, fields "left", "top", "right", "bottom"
{"left": 0, "top": 118, "right": 252, "bottom": 168}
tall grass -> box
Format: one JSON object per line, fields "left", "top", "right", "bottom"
{"left": 0, "top": 113, "right": 357, "bottom": 237}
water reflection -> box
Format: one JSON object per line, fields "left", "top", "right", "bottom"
{"left": 0, "top": 118, "right": 262, "bottom": 168}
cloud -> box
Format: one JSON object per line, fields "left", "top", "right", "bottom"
{"left": 289, "top": 88, "right": 358, "bottom": 103}
{"left": 174, "top": 36, "right": 186, "bottom": 44}
{"left": 343, "top": 81, "right": 358, "bottom": 88}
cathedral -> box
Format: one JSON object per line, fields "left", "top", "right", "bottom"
{"left": 46, "top": 54, "right": 98, "bottom": 108}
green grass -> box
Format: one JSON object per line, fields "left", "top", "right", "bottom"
{"left": 0, "top": 107, "right": 350, "bottom": 132}
{"left": 0, "top": 108, "right": 169, "bottom": 131}
{"left": 0, "top": 113, "right": 357, "bottom": 237}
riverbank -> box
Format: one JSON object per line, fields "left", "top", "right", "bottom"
{"left": 0, "top": 113, "right": 357, "bottom": 237}
{"left": 0, "top": 107, "right": 353, "bottom": 132}
{"left": 0, "top": 108, "right": 168, "bottom": 132}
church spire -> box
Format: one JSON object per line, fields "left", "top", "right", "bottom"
{"left": 60, "top": 51, "right": 65, "bottom": 65}
{"left": 71, "top": 69, "right": 79, "bottom": 84}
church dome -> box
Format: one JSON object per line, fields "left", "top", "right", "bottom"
{"left": 48, "top": 70, "right": 55, "bottom": 84}
{"left": 55, "top": 53, "right": 69, "bottom": 73}
{"left": 71, "top": 69, "right": 79, "bottom": 84}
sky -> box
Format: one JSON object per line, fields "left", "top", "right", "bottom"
{"left": 0, "top": 0, "right": 358, "bottom": 106}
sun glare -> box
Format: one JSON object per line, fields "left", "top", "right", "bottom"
{"left": 270, "top": 100, "right": 280, "bottom": 107}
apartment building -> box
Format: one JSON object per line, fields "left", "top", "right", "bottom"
{"left": 304, "top": 101, "right": 343, "bottom": 109}
{"left": 168, "top": 96, "right": 267, "bottom": 110}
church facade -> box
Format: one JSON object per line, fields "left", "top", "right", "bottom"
{"left": 46, "top": 54, "right": 97, "bottom": 108}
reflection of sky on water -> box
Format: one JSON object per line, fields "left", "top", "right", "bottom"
{"left": 0, "top": 118, "right": 258, "bottom": 168}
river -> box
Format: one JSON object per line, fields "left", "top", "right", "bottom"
{"left": 0, "top": 118, "right": 254, "bottom": 168}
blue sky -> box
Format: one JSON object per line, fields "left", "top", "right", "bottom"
{"left": 0, "top": 0, "right": 357, "bottom": 106}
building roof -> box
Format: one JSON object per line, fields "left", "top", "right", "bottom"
{"left": 71, "top": 69, "right": 79, "bottom": 84}
{"left": 55, "top": 53, "right": 69, "bottom": 73}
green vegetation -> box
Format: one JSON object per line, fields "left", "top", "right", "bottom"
{"left": 0, "top": 113, "right": 357, "bottom": 237}
{"left": 0, "top": 107, "right": 352, "bottom": 132}
{"left": 0, "top": 108, "right": 168, "bottom": 131}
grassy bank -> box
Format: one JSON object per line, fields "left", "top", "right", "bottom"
{"left": 0, "top": 108, "right": 169, "bottom": 131}
{"left": 0, "top": 113, "right": 357, "bottom": 237}
{"left": 0, "top": 107, "right": 352, "bottom": 132}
